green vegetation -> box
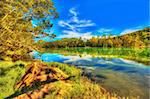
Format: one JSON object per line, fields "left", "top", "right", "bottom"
{"left": 0, "top": 0, "right": 149, "bottom": 99}
{"left": 46, "top": 48, "right": 150, "bottom": 65}
{"left": 42, "top": 28, "right": 150, "bottom": 48}
{"left": 0, "top": 0, "right": 57, "bottom": 61}
{"left": 39, "top": 28, "right": 150, "bottom": 65}
{"left": 46, "top": 62, "right": 81, "bottom": 78}
{"left": 0, "top": 61, "right": 122, "bottom": 99}
{"left": 0, "top": 61, "right": 30, "bottom": 98}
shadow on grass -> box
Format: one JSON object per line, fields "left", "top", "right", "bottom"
{"left": 0, "top": 63, "right": 25, "bottom": 76}
{"left": 5, "top": 76, "right": 75, "bottom": 99}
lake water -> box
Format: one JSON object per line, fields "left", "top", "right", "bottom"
{"left": 34, "top": 52, "right": 150, "bottom": 99}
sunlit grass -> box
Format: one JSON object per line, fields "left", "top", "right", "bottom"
{"left": 44, "top": 78, "right": 122, "bottom": 99}
{"left": 0, "top": 61, "right": 126, "bottom": 99}
{"left": 0, "top": 61, "right": 31, "bottom": 98}
{"left": 46, "top": 62, "right": 81, "bottom": 78}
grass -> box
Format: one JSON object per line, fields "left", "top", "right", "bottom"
{"left": 0, "top": 61, "right": 126, "bottom": 99}
{"left": 46, "top": 47, "right": 150, "bottom": 65}
{"left": 46, "top": 62, "right": 81, "bottom": 79}
{"left": 44, "top": 77, "right": 121, "bottom": 99}
{"left": 0, "top": 61, "right": 30, "bottom": 98}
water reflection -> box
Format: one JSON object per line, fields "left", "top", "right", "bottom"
{"left": 33, "top": 52, "right": 150, "bottom": 99}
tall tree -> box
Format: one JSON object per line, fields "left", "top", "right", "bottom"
{"left": 0, "top": 0, "right": 58, "bottom": 60}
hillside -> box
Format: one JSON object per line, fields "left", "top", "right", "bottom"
{"left": 118, "top": 27, "right": 149, "bottom": 47}
{"left": 40, "top": 27, "right": 150, "bottom": 48}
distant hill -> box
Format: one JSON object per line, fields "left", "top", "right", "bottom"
{"left": 119, "top": 27, "right": 149, "bottom": 45}
{"left": 40, "top": 27, "right": 150, "bottom": 48}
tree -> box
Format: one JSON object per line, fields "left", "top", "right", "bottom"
{"left": 0, "top": 0, "right": 58, "bottom": 61}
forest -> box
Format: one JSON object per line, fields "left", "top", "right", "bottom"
{"left": 42, "top": 28, "right": 149, "bottom": 48}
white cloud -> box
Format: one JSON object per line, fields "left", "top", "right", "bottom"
{"left": 58, "top": 8, "right": 96, "bottom": 29}
{"left": 75, "top": 22, "right": 95, "bottom": 28}
{"left": 69, "top": 7, "right": 78, "bottom": 17}
{"left": 58, "top": 30, "right": 94, "bottom": 39}
{"left": 120, "top": 26, "right": 144, "bottom": 35}
{"left": 58, "top": 7, "right": 96, "bottom": 39}
{"left": 58, "top": 21, "right": 77, "bottom": 31}
{"left": 120, "top": 28, "right": 141, "bottom": 35}
{"left": 98, "top": 28, "right": 113, "bottom": 33}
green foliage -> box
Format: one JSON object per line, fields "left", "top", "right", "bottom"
{"left": 42, "top": 28, "right": 150, "bottom": 48}
{"left": 0, "top": 61, "right": 123, "bottom": 99}
{"left": 46, "top": 62, "right": 81, "bottom": 78}
{"left": 0, "top": 61, "right": 29, "bottom": 98}
{"left": 44, "top": 78, "right": 118, "bottom": 99}
{"left": 47, "top": 48, "right": 150, "bottom": 65}
{"left": 0, "top": 0, "right": 57, "bottom": 61}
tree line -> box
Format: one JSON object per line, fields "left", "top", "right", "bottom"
{"left": 42, "top": 28, "right": 150, "bottom": 49}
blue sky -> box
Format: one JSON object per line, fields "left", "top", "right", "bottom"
{"left": 34, "top": 0, "right": 149, "bottom": 41}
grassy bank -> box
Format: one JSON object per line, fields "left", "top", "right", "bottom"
{"left": 0, "top": 61, "right": 30, "bottom": 98}
{"left": 0, "top": 61, "right": 124, "bottom": 99}
{"left": 46, "top": 48, "right": 150, "bottom": 65}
